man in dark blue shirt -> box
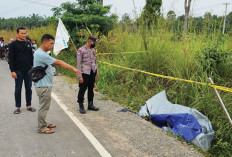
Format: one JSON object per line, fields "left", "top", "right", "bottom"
{"left": 9, "top": 27, "right": 36, "bottom": 114}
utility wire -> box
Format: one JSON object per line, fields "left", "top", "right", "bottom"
{"left": 19, "top": 0, "right": 58, "bottom": 8}
{"left": 0, "top": 0, "right": 58, "bottom": 17}
{"left": 0, "top": 1, "right": 35, "bottom": 15}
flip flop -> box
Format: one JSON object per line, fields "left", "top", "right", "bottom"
{"left": 14, "top": 109, "right": 20, "bottom": 114}
{"left": 47, "top": 124, "right": 56, "bottom": 128}
{"left": 27, "top": 107, "right": 36, "bottom": 112}
{"left": 37, "top": 129, "right": 55, "bottom": 134}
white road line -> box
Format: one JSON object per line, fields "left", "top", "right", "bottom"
{"left": 51, "top": 92, "right": 111, "bottom": 157}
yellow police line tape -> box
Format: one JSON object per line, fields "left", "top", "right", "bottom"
{"left": 97, "top": 51, "right": 148, "bottom": 56}
{"left": 98, "top": 60, "right": 232, "bottom": 93}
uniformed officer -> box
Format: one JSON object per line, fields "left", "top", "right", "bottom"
{"left": 77, "top": 35, "right": 99, "bottom": 114}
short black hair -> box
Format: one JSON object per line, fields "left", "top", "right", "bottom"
{"left": 41, "top": 34, "right": 54, "bottom": 43}
{"left": 17, "top": 27, "right": 26, "bottom": 33}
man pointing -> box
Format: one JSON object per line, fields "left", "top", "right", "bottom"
{"left": 34, "top": 34, "right": 80, "bottom": 134}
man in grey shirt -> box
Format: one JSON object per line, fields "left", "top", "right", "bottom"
{"left": 34, "top": 34, "right": 79, "bottom": 134}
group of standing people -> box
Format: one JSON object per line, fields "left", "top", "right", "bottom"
{"left": 0, "top": 36, "right": 38, "bottom": 61}
{"left": 0, "top": 37, "right": 9, "bottom": 60}
{"left": 26, "top": 35, "right": 38, "bottom": 53}
{"left": 8, "top": 27, "right": 99, "bottom": 134}
{"left": 0, "top": 37, "right": 5, "bottom": 59}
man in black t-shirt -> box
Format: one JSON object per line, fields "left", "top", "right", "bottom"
{"left": 9, "top": 27, "right": 36, "bottom": 114}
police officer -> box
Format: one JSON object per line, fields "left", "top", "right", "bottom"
{"left": 77, "top": 35, "right": 99, "bottom": 114}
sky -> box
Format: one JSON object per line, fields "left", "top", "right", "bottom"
{"left": 0, "top": 0, "right": 232, "bottom": 19}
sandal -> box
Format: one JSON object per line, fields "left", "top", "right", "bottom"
{"left": 47, "top": 124, "right": 56, "bottom": 128}
{"left": 37, "top": 128, "right": 55, "bottom": 134}
{"left": 14, "top": 109, "right": 20, "bottom": 114}
{"left": 27, "top": 107, "right": 36, "bottom": 112}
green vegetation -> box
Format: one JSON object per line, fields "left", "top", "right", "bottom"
{"left": 0, "top": 25, "right": 56, "bottom": 43}
{"left": 0, "top": 14, "right": 50, "bottom": 30}
{"left": 51, "top": 0, "right": 117, "bottom": 47}
{"left": 1, "top": 0, "right": 232, "bottom": 156}
{"left": 142, "top": 0, "right": 162, "bottom": 26}
{"left": 56, "top": 22, "right": 232, "bottom": 157}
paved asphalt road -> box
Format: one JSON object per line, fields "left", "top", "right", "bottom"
{"left": 0, "top": 60, "right": 101, "bottom": 157}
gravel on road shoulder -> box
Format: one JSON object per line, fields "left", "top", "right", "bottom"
{"left": 52, "top": 76, "right": 203, "bottom": 157}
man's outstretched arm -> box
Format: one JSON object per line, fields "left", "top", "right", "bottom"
{"left": 52, "top": 60, "right": 80, "bottom": 75}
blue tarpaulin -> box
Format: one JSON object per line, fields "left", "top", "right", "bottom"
{"left": 150, "top": 113, "right": 202, "bottom": 141}
{"left": 139, "top": 91, "right": 214, "bottom": 152}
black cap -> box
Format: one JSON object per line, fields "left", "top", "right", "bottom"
{"left": 26, "top": 35, "right": 31, "bottom": 40}
{"left": 88, "top": 35, "right": 97, "bottom": 42}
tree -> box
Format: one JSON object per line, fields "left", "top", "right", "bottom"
{"left": 203, "top": 12, "right": 212, "bottom": 32}
{"left": 98, "top": 0, "right": 103, "bottom": 5}
{"left": 167, "top": 10, "right": 176, "bottom": 20}
{"left": 142, "top": 0, "right": 162, "bottom": 26}
{"left": 183, "top": 0, "right": 192, "bottom": 36}
{"left": 120, "top": 13, "right": 132, "bottom": 24}
{"left": 0, "top": 14, "right": 48, "bottom": 30}
{"left": 226, "top": 11, "right": 232, "bottom": 32}
{"left": 52, "top": 0, "right": 118, "bottom": 46}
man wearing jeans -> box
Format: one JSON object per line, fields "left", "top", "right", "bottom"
{"left": 8, "top": 27, "right": 36, "bottom": 114}
{"left": 34, "top": 34, "right": 79, "bottom": 134}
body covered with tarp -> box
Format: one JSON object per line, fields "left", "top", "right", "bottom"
{"left": 138, "top": 91, "right": 214, "bottom": 152}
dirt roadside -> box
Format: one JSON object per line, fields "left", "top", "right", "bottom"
{"left": 52, "top": 75, "right": 203, "bottom": 157}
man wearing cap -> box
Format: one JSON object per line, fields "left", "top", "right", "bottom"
{"left": 77, "top": 35, "right": 99, "bottom": 114}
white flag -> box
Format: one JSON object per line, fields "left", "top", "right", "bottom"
{"left": 53, "top": 18, "right": 70, "bottom": 56}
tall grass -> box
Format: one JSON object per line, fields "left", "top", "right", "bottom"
{"left": 1, "top": 22, "right": 232, "bottom": 156}
{"left": 56, "top": 23, "right": 232, "bottom": 156}
{"left": 95, "top": 24, "right": 232, "bottom": 156}
{"left": 0, "top": 25, "right": 56, "bottom": 44}
{"left": 56, "top": 24, "right": 232, "bottom": 156}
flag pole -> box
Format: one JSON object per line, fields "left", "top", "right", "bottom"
{"left": 69, "top": 26, "right": 92, "bottom": 52}
{"left": 69, "top": 37, "right": 78, "bottom": 52}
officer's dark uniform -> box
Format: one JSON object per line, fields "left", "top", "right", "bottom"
{"left": 77, "top": 36, "right": 99, "bottom": 114}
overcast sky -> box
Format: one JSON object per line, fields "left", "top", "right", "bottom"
{"left": 0, "top": 0, "right": 232, "bottom": 19}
